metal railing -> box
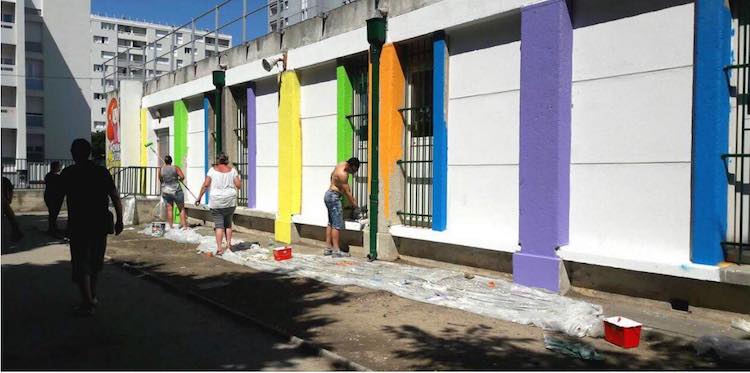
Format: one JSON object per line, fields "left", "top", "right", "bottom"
{"left": 722, "top": 0, "right": 750, "bottom": 264}
{"left": 100, "top": 0, "right": 269, "bottom": 90}
{"left": 110, "top": 166, "right": 161, "bottom": 197}
{"left": 1, "top": 158, "right": 74, "bottom": 189}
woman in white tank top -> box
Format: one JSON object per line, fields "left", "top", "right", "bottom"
{"left": 195, "top": 153, "right": 241, "bottom": 255}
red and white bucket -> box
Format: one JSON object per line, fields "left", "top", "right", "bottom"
{"left": 273, "top": 246, "right": 293, "bottom": 261}
{"left": 604, "top": 316, "right": 642, "bottom": 349}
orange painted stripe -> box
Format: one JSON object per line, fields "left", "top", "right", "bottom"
{"left": 378, "top": 43, "right": 405, "bottom": 219}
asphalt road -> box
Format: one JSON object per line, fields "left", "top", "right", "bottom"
{"left": 1, "top": 222, "right": 337, "bottom": 371}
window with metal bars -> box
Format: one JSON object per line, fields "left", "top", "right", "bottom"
{"left": 397, "top": 38, "right": 433, "bottom": 228}
{"left": 723, "top": 0, "right": 750, "bottom": 264}
{"left": 345, "top": 54, "right": 369, "bottom": 213}
{"left": 234, "top": 89, "right": 248, "bottom": 207}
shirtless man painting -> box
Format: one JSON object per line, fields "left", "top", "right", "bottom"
{"left": 323, "top": 157, "right": 360, "bottom": 257}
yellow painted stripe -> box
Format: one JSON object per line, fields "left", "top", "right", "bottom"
{"left": 140, "top": 108, "right": 148, "bottom": 166}
{"left": 275, "top": 71, "right": 302, "bottom": 243}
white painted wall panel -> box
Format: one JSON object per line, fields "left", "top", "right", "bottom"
{"left": 256, "top": 166, "right": 278, "bottom": 212}
{"left": 447, "top": 165, "right": 519, "bottom": 249}
{"left": 572, "top": 68, "right": 693, "bottom": 164}
{"left": 447, "top": 17, "right": 520, "bottom": 99}
{"left": 256, "top": 92, "right": 279, "bottom": 125}
{"left": 185, "top": 166, "right": 204, "bottom": 201}
{"left": 300, "top": 70, "right": 337, "bottom": 119}
{"left": 301, "top": 115, "right": 337, "bottom": 166}
{"left": 448, "top": 92, "right": 519, "bottom": 165}
{"left": 256, "top": 123, "right": 278, "bottom": 166}
{"left": 301, "top": 167, "right": 331, "bottom": 224}
{"left": 567, "top": 164, "right": 691, "bottom": 264}
{"left": 572, "top": 3, "right": 693, "bottom": 82}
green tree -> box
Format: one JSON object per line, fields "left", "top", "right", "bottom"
{"left": 91, "top": 131, "right": 105, "bottom": 160}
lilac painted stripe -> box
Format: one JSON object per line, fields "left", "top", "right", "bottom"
{"left": 516, "top": 0, "right": 572, "bottom": 291}
{"left": 247, "top": 84, "right": 257, "bottom": 208}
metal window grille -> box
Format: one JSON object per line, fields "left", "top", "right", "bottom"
{"left": 346, "top": 55, "right": 369, "bottom": 212}
{"left": 397, "top": 38, "right": 433, "bottom": 228}
{"left": 234, "top": 93, "right": 248, "bottom": 207}
{"left": 723, "top": 0, "right": 750, "bottom": 264}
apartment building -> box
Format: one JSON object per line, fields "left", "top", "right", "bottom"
{"left": 267, "top": 0, "right": 350, "bottom": 32}
{"left": 89, "top": 15, "right": 232, "bottom": 132}
{"left": 1, "top": 0, "right": 91, "bottom": 160}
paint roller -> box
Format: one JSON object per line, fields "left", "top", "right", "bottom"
{"left": 144, "top": 141, "right": 201, "bottom": 203}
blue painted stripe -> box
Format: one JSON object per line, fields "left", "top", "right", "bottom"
{"left": 203, "top": 95, "right": 210, "bottom": 204}
{"left": 432, "top": 31, "right": 448, "bottom": 231}
{"left": 691, "top": 0, "right": 732, "bottom": 265}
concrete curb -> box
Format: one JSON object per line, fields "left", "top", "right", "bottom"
{"left": 107, "top": 257, "right": 370, "bottom": 372}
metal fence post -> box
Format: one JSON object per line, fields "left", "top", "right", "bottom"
{"left": 170, "top": 29, "right": 175, "bottom": 73}
{"left": 242, "top": 0, "right": 247, "bottom": 43}
{"left": 142, "top": 46, "right": 147, "bottom": 81}
{"left": 191, "top": 18, "right": 196, "bottom": 65}
{"left": 214, "top": 6, "right": 219, "bottom": 55}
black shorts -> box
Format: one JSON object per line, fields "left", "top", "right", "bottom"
{"left": 69, "top": 234, "right": 107, "bottom": 283}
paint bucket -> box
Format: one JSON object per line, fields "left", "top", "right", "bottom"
{"left": 604, "top": 316, "right": 642, "bottom": 349}
{"left": 273, "top": 246, "right": 293, "bottom": 261}
{"left": 151, "top": 222, "right": 166, "bottom": 237}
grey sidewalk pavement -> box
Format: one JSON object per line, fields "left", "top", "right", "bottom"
{"left": 5, "top": 212, "right": 750, "bottom": 370}
{"left": 1, "top": 214, "right": 338, "bottom": 370}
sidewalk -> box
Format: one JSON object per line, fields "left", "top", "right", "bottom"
{"left": 1, "top": 214, "right": 337, "bottom": 370}
{"left": 100, "top": 219, "right": 749, "bottom": 370}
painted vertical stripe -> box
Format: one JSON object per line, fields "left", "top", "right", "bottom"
{"left": 379, "top": 43, "right": 405, "bottom": 220}
{"left": 203, "top": 95, "right": 210, "bottom": 204}
{"left": 275, "top": 71, "right": 302, "bottom": 243}
{"left": 140, "top": 108, "right": 147, "bottom": 166}
{"left": 247, "top": 84, "right": 257, "bottom": 209}
{"left": 337, "top": 64, "right": 354, "bottom": 162}
{"left": 514, "top": 0, "right": 572, "bottom": 293}
{"left": 691, "top": 0, "right": 732, "bottom": 265}
{"left": 432, "top": 31, "right": 448, "bottom": 231}
{"left": 173, "top": 99, "right": 189, "bottom": 224}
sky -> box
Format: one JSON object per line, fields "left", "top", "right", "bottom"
{"left": 91, "top": 0, "right": 269, "bottom": 45}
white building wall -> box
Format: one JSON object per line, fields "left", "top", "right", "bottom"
{"left": 298, "top": 63, "right": 338, "bottom": 226}
{"left": 41, "top": 0, "right": 91, "bottom": 159}
{"left": 185, "top": 104, "right": 205, "bottom": 200}
{"left": 562, "top": 3, "right": 697, "bottom": 275}
{"left": 441, "top": 16, "right": 521, "bottom": 252}
{"left": 255, "top": 78, "right": 279, "bottom": 213}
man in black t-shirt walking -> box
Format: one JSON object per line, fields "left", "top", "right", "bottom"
{"left": 61, "top": 139, "right": 123, "bottom": 315}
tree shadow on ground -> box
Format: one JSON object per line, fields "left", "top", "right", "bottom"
{"left": 2, "top": 214, "right": 353, "bottom": 370}
{"left": 1, "top": 213, "right": 68, "bottom": 255}
{"left": 382, "top": 323, "right": 745, "bottom": 370}
{"left": 1, "top": 259, "right": 338, "bottom": 370}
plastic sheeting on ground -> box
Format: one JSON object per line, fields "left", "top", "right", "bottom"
{"left": 695, "top": 335, "right": 750, "bottom": 365}
{"left": 122, "top": 197, "right": 136, "bottom": 226}
{"left": 139, "top": 226, "right": 605, "bottom": 338}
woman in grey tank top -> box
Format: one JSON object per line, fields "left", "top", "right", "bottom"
{"left": 159, "top": 155, "right": 187, "bottom": 229}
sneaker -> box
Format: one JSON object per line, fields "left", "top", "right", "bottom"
{"left": 323, "top": 248, "right": 333, "bottom": 256}
{"left": 333, "top": 250, "right": 351, "bottom": 258}
{"left": 72, "top": 304, "right": 96, "bottom": 317}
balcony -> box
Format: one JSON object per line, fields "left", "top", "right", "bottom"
{"left": 1, "top": 107, "right": 16, "bottom": 129}
{"left": 0, "top": 25, "right": 14, "bottom": 44}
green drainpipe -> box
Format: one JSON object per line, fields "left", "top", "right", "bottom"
{"left": 367, "top": 17, "right": 386, "bottom": 261}
{"left": 213, "top": 70, "right": 226, "bottom": 154}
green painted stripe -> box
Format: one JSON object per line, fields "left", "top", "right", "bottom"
{"left": 336, "top": 64, "right": 354, "bottom": 162}
{"left": 173, "top": 100, "right": 188, "bottom": 224}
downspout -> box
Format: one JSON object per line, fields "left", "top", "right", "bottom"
{"left": 213, "top": 70, "right": 226, "bottom": 154}
{"left": 367, "top": 17, "right": 386, "bottom": 261}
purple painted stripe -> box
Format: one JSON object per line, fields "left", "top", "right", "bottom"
{"left": 515, "top": 0, "right": 572, "bottom": 292}
{"left": 247, "top": 84, "right": 257, "bottom": 208}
